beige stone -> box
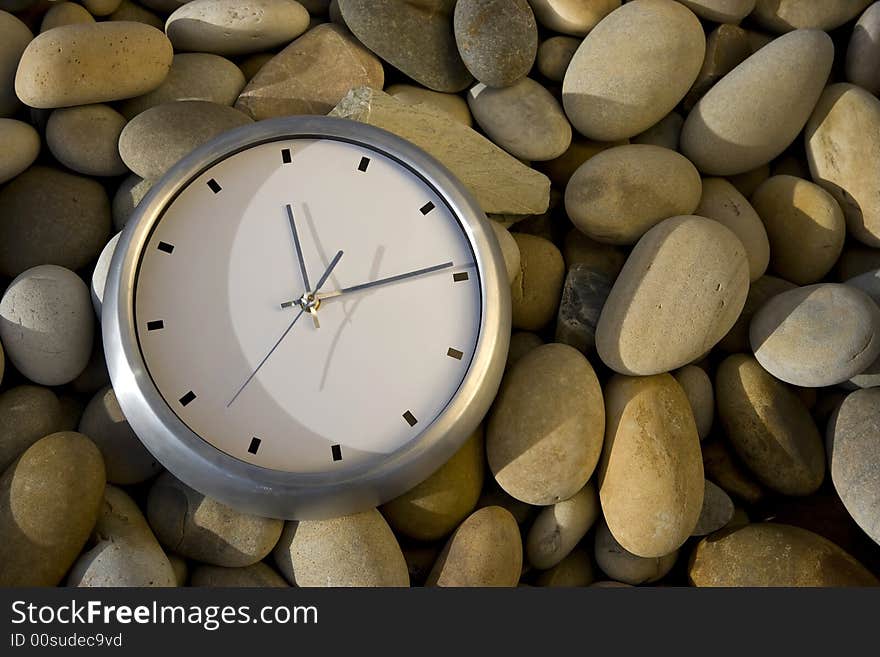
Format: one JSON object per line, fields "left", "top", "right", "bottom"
{"left": 191, "top": 562, "right": 288, "bottom": 587}
{"left": 683, "top": 23, "right": 752, "bottom": 112}
{"left": 534, "top": 548, "right": 594, "bottom": 587}
{"left": 506, "top": 331, "right": 543, "bottom": 370}
{"left": 525, "top": 482, "right": 599, "bottom": 570}
{"left": 41, "top": 2, "right": 95, "bottom": 32}
{"left": 386, "top": 83, "right": 471, "bottom": 126}
{"left": 536, "top": 136, "right": 627, "bottom": 189}
{"left": 752, "top": 0, "right": 872, "bottom": 33}
{"left": 847, "top": 3, "right": 880, "bottom": 95}
{"left": 0, "top": 119, "right": 39, "bottom": 184}
{"left": 109, "top": 0, "right": 164, "bottom": 29}
{"left": 674, "top": 365, "right": 714, "bottom": 440}
{"left": 510, "top": 233, "right": 564, "bottom": 331}
{"left": 701, "top": 436, "right": 765, "bottom": 505}
{"left": 490, "top": 222, "right": 521, "bottom": 284}
{"left": 562, "top": 229, "right": 626, "bottom": 280}
{"left": 536, "top": 36, "right": 580, "bottom": 83}
{"left": 529, "top": 0, "right": 620, "bottom": 37}
{"left": 632, "top": 112, "right": 683, "bottom": 151}
{"left": 0, "top": 10, "right": 32, "bottom": 117}
{"left": 717, "top": 274, "right": 795, "bottom": 352}
{"left": 46, "top": 104, "right": 128, "bottom": 177}
{"left": 0, "top": 386, "right": 64, "bottom": 472}
{"left": 594, "top": 520, "right": 678, "bottom": 585}
{"left": 677, "top": 0, "right": 755, "bottom": 22}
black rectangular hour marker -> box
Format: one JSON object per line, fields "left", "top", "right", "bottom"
{"left": 403, "top": 410, "right": 418, "bottom": 427}
{"left": 281, "top": 148, "right": 292, "bottom": 164}
{"left": 248, "top": 437, "right": 261, "bottom": 454}
{"left": 179, "top": 391, "right": 196, "bottom": 407}
{"left": 147, "top": 320, "right": 165, "bottom": 331}
{"left": 157, "top": 241, "right": 175, "bottom": 254}
{"left": 453, "top": 272, "right": 469, "bottom": 282}
{"left": 207, "top": 178, "right": 222, "bottom": 193}
{"left": 420, "top": 201, "right": 435, "bottom": 215}
{"left": 331, "top": 444, "right": 342, "bottom": 461}
{"left": 358, "top": 156, "right": 370, "bottom": 172}
{"left": 447, "top": 347, "right": 464, "bottom": 360}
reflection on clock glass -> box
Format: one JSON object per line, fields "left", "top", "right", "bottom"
{"left": 134, "top": 138, "right": 482, "bottom": 474}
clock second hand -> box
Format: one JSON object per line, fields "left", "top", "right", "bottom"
{"left": 227, "top": 250, "right": 344, "bottom": 408}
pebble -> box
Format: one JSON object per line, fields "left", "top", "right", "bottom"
{"left": 387, "top": 83, "right": 472, "bottom": 126}
{"left": 599, "top": 374, "right": 704, "bottom": 558}
{"left": 529, "top": 0, "right": 620, "bottom": 37}
{"left": 752, "top": 175, "right": 846, "bottom": 285}
{"left": 236, "top": 23, "right": 383, "bottom": 120}
{"left": 0, "top": 10, "right": 32, "bottom": 117}
{"left": 534, "top": 548, "right": 594, "bottom": 587}
{"left": 467, "top": 79, "right": 571, "bottom": 162}
{"left": 752, "top": 0, "right": 872, "bottom": 33}
{"left": 46, "top": 104, "right": 128, "bottom": 177}
{"left": 167, "top": 553, "right": 188, "bottom": 585}
{"left": 510, "top": 233, "right": 564, "bottom": 331}
{"left": 191, "top": 562, "right": 289, "bottom": 587}
{"left": 691, "top": 480, "right": 735, "bottom": 536}
{"left": 689, "top": 523, "right": 879, "bottom": 586}
{"left": 118, "top": 101, "right": 253, "bottom": 180}
{"left": 166, "top": 0, "right": 310, "bottom": 56}
{"left": 112, "top": 176, "right": 154, "bottom": 231}
{"left": 119, "top": 53, "right": 246, "bottom": 119}
{"left": 594, "top": 521, "right": 678, "bottom": 586}
{"left": 565, "top": 144, "right": 702, "bottom": 245}
{"left": 82, "top": 0, "right": 123, "bottom": 16}
{"left": 0, "top": 118, "right": 39, "bottom": 184}
{"left": 729, "top": 163, "right": 770, "bottom": 198}
{"left": 489, "top": 222, "right": 521, "bottom": 285}
{"left": 695, "top": 177, "right": 769, "bottom": 282}
{"left": 678, "top": 0, "right": 756, "bottom": 22}
{"left": 0, "top": 432, "right": 105, "bottom": 586}
{"left": 525, "top": 482, "right": 599, "bottom": 570}
{"left": 68, "top": 485, "right": 176, "bottom": 587}
{"left": 751, "top": 284, "right": 880, "bottom": 387}
{"left": 91, "top": 233, "right": 120, "bottom": 317}
{"left": 273, "top": 508, "right": 409, "bottom": 587}
{"left": 632, "top": 112, "right": 683, "bottom": 151}
{"left": 537, "top": 136, "right": 627, "bottom": 189}
{"left": 596, "top": 216, "right": 750, "bottom": 376}
{"left": 147, "top": 472, "right": 283, "bottom": 568}
{"left": 488, "top": 344, "right": 604, "bottom": 506}
{"left": 701, "top": 436, "right": 765, "bottom": 505}
{"left": 0, "top": 385, "right": 64, "bottom": 472}
{"left": 683, "top": 23, "right": 753, "bottom": 111}
{"left": 15, "top": 21, "right": 173, "bottom": 108}
{"left": 806, "top": 83, "right": 880, "bottom": 248}
{"left": 109, "top": 0, "right": 164, "bottom": 29}
{"left": 562, "top": 0, "right": 705, "bottom": 141}
{"left": 381, "top": 428, "right": 484, "bottom": 541}
{"left": 426, "top": 506, "right": 522, "bottom": 587}
{"left": 555, "top": 265, "right": 613, "bottom": 354}
{"left": 79, "top": 386, "right": 162, "bottom": 485}
{"left": 674, "top": 365, "right": 714, "bottom": 440}
{"left": 0, "top": 265, "right": 94, "bottom": 386}
{"left": 40, "top": 2, "right": 94, "bottom": 32}
{"left": 505, "top": 331, "right": 543, "bottom": 370}
{"left": 454, "top": 0, "right": 537, "bottom": 88}
{"left": 561, "top": 229, "right": 626, "bottom": 280}
{"left": 827, "top": 389, "right": 880, "bottom": 545}
{"left": 845, "top": 269, "right": 880, "bottom": 389}
{"left": 718, "top": 274, "right": 796, "bottom": 352}
{"left": 337, "top": 0, "right": 471, "bottom": 93}
{"left": 681, "top": 29, "right": 834, "bottom": 176}
{"left": 0, "top": 166, "right": 111, "bottom": 278}
{"left": 847, "top": 3, "right": 880, "bottom": 95}
{"left": 716, "top": 354, "right": 825, "bottom": 496}
{"left": 536, "top": 36, "right": 579, "bottom": 83}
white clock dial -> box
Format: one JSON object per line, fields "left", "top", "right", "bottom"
{"left": 134, "top": 138, "right": 483, "bottom": 474}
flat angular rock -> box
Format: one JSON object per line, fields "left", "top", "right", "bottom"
{"left": 555, "top": 265, "right": 613, "bottom": 354}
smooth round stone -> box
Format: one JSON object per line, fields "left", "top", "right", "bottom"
{"left": 599, "top": 374, "right": 704, "bottom": 558}
{"left": 695, "top": 177, "right": 769, "bottom": 282}
{"left": 596, "top": 216, "right": 750, "bottom": 376}
{"left": 300, "top": 0, "right": 331, "bottom": 13}
{"left": 565, "top": 144, "right": 702, "bottom": 245}
{"left": 468, "top": 79, "right": 571, "bottom": 161}
{"left": 68, "top": 485, "right": 176, "bottom": 587}
{"left": 79, "top": 386, "right": 162, "bottom": 485}
{"left": 273, "top": 508, "right": 409, "bottom": 587}
{"left": 118, "top": 53, "right": 246, "bottom": 119}
{"left": 729, "top": 163, "right": 770, "bottom": 198}
{"left": 0, "top": 166, "right": 111, "bottom": 277}
{"left": 15, "top": 22, "right": 173, "bottom": 109}
{"left": 684, "top": 23, "right": 753, "bottom": 112}
{"left": 46, "top": 104, "right": 128, "bottom": 177}
{"left": 166, "top": 0, "right": 310, "bottom": 56}
{"left": 387, "top": 83, "right": 472, "bottom": 126}
{"left": 689, "top": 523, "right": 879, "bottom": 586}
{"left": 191, "top": 562, "right": 288, "bottom": 587}
{"left": 674, "top": 365, "right": 714, "bottom": 440}
{"left": 562, "top": 229, "right": 626, "bottom": 280}
{"left": 536, "top": 36, "right": 579, "bottom": 83}
{"left": 109, "top": 0, "right": 164, "bottom": 29}
{"left": 806, "top": 84, "right": 880, "bottom": 248}
{"left": 147, "top": 472, "right": 283, "bottom": 567}
{"left": 338, "top": 0, "right": 471, "bottom": 93}
{"left": 0, "top": 11, "right": 32, "bottom": 117}
{"left": 238, "top": 52, "right": 273, "bottom": 82}
{"left": 488, "top": 344, "right": 605, "bottom": 506}
{"left": 562, "top": 0, "right": 705, "bottom": 141}
{"left": 510, "top": 233, "right": 564, "bottom": 331}
{"left": 0, "top": 432, "right": 105, "bottom": 586}
{"left": 57, "top": 395, "right": 86, "bottom": 432}
{"left": 752, "top": 175, "right": 846, "bottom": 285}
{"left": 594, "top": 521, "right": 678, "bottom": 585}
{"left": 0, "top": 119, "right": 39, "bottom": 184}
{"left": 92, "top": 233, "right": 120, "bottom": 317}
{"left": 489, "top": 221, "right": 520, "bottom": 284}
{"left": 536, "top": 136, "right": 628, "bottom": 189}
{"left": 426, "top": 506, "right": 522, "bottom": 587}
{"left": 752, "top": 0, "right": 872, "bottom": 32}
{"left": 555, "top": 265, "right": 613, "bottom": 354}
{"left": 506, "top": 331, "right": 543, "bottom": 370}
{"left": 525, "top": 482, "right": 599, "bottom": 570}
{"left": 702, "top": 436, "right": 765, "bottom": 505}
{"left": 751, "top": 284, "right": 880, "bottom": 387}
{"left": 632, "top": 112, "right": 683, "bottom": 151}
{"left": 0, "top": 339, "right": 3, "bottom": 384}
{"left": 82, "top": 0, "right": 123, "bottom": 15}
{"left": 70, "top": 342, "right": 110, "bottom": 396}
{"left": 677, "top": 0, "right": 755, "bottom": 22}
{"left": 167, "top": 553, "right": 188, "bottom": 586}
{"left": 41, "top": 2, "right": 95, "bottom": 32}
{"left": 112, "top": 175, "right": 154, "bottom": 231}
{"left": 0, "top": 386, "right": 64, "bottom": 472}
{"left": 454, "top": 0, "right": 537, "bottom": 88}
{"left": 691, "top": 480, "right": 734, "bottom": 536}
{"left": 534, "top": 548, "right": 594, "bottom": 587}
{"left": 847, "top": 3, "right": 880, "bottom": 95}
{"left": 716, "top": 354, "right": 825, "bottom": 496}
{"left": 0, "top": 265, "right": 94, "bottom": 386}
{"left": 119, "top": 101, "right": 252, "bottom": 180}
{"left": 828, "top": 389, "right": 880, "bottom": 545}
{"left": 772, "top": 154, "right": 810, "bottom": 179}
{"left": 681, "top": 29, "right": 833, "bottom": 176}
{"left": 845, "top": 269, "right": 880, "bottom": 388}
{"left": 718, "top": 274, "right": 796, "bottom": 352}
{"left": 529, "top": 0, "right": 620, "bottom": 36}
{"left": 381, "top": 428, "right": 484, "bottom": 541}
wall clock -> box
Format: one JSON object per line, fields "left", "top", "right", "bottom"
{"left": 103, "top": 116, "right": 510, "bottom": 519}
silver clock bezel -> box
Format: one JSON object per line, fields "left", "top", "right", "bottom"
{"left": 103, "top": 115, "right": 511, "bottom": 520}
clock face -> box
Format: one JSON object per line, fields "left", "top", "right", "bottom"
{"left": 134, "top": 137, "right": 483, "bottom": 475}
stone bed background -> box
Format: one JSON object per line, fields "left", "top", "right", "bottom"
{"left": 0, "top": 0, "right": 879, "bottom": 588}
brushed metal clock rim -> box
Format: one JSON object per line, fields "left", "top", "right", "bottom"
{"left": 103, "top": 115, "right": 511, "bottom": 520}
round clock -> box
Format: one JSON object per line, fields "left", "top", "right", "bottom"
{"left": 103, "top": 116, "right": 510, "bottom": 520}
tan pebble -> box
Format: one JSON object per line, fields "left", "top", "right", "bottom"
{"left": 510, "top": 233, "right": 564, "bottom": 331}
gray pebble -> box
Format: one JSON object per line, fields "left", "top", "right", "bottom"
{"left": 0, "top": 385, "right": 64, "bottom": 472}
{"left": 536, "top": 36, "right": 580, "bottom": 83}
{"left": 0, "top": 118, "right": 39, "bottom": 184}
{"left": 112, "top": 176, "right": 154, "bottom": 231}
{"left": 46, "top": 104, "right": 128, "bottom": 177}
{"left": 633, "top": 112, "right": 684, "bottom": 151}
{"left": 191, "top": 562, "right": 289, "bottom": 587}
{"left": 555, "top": 264, "right": 613, "bottom": 354}
{"left": 691, "top": 480, "right": 735, "bottom": 536}
{"left": 594, "top": 521, "right": 678, "bottom": 586}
